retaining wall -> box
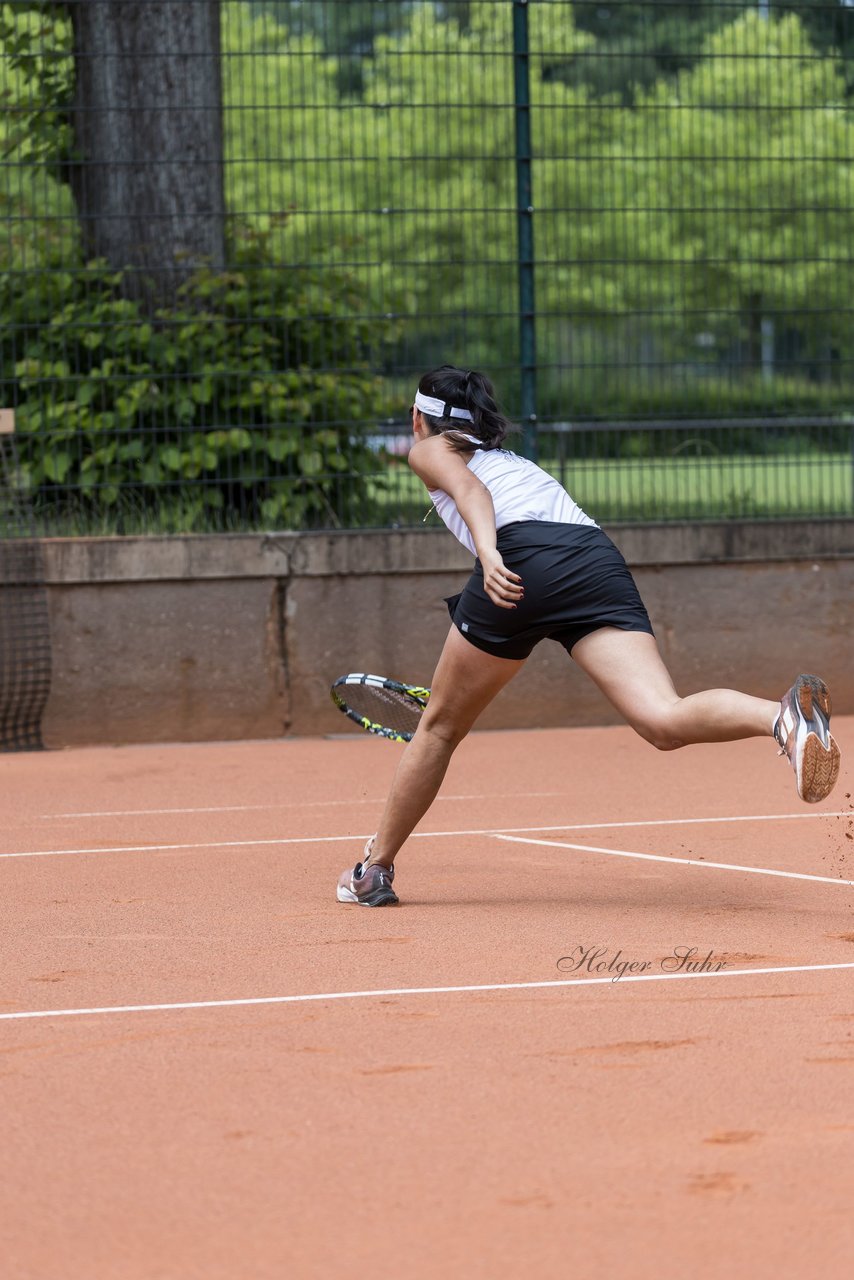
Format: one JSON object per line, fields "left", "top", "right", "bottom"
{"left": 38, "top": 520, "right": 854, "bottom": 746}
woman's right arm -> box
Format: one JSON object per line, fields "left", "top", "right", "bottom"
{"left": 408, "top": 437, "right": 524, "bottom": 609}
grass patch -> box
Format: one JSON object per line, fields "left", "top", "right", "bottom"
{"left": 374, "top": 451, "right": 854, "bottom": 527}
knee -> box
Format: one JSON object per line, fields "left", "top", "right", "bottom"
{"left": 648, "top": 734, "right": 685, "bottom": 753}
{"left": 630, "top": 707, "right": 685, "bottom": 752}
{"left": 419, "top": 708, "right": 469, "bottom": 751}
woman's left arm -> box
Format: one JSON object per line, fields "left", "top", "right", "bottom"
{"left": 408, "top": 437, "right": 524, "bottom": 609}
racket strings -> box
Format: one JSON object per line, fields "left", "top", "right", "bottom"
{"left": 337, "top": 684, "right": 423, "bottom": 735}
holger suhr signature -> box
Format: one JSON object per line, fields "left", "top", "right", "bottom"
{"left": 557, "top": 944, "right": 727, "bottom": 983}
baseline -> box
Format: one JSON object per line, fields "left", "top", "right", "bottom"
{"left": 2, "top": 961, "right": 853, "bottom": 1024}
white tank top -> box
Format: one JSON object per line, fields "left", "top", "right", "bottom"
{"left": 427, "top": 441, "right": 596, "bottom": 556}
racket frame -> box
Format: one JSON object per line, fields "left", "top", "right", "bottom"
{"left": 330, "top": 673, "right": 431, "bottom": 742}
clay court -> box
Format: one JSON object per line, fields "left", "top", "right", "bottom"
{"left": 1, "top": 719, "right": 853, "bottom": 1278}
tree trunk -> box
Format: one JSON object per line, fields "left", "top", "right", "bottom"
{"left": 68, "top": 1, "right": 225, "bottom": 308}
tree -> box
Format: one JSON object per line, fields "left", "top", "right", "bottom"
{"left": 586, "top": 7, "right": 854, "bottom": 403}
{"left": 4, "top": 0, "right": 852, "bottom": 431}
{"left": 793, "top": 0, "right": 854, "bottom": 94}
{"left": 557, "top": 1, "right": 854, "bottom": 101}
{"left": 1, "top": 1, "right": 226, "bottom": 305}
{"left": 67, "top": 1, "right": 225, "bottom": 308}
{"left": 264, "top": 0, "right": 418, "bottom": 93}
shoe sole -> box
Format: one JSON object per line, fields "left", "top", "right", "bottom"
{"left": 795, "top": 674, "right": 841, "bottom": 804}
{"left": 336, "top": 885, "right": 399, "bottom": 906}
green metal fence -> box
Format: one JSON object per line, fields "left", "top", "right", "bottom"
{"left": 1, "top": 0, "right": 852, "bottom": 533}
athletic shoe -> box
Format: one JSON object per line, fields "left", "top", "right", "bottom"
{"left": 774, "top": 674, "right": 841, "bottom": 804}
{"left": 337, "top": 838, "right": 398, "bottom": 906}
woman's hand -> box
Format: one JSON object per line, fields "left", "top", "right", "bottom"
{"left": 480, "top": 550, "right": 524, "bottom": 610}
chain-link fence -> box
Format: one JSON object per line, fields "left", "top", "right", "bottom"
{"left": 1, "top": 0, "right": 852, "bottom": 533}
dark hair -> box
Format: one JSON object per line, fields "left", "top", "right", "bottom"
{"left": 416, "top": 365, "right": 513, "bottom": 452}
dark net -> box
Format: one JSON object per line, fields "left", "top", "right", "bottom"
{"left": 0, "top": 432, "right": 52, "bottom": 751}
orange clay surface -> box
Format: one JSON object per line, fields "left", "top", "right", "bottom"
{"left": 1, "top": 721, "right": 853, "bottom": 1279}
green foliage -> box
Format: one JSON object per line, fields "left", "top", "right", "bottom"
{"left": 1, "top": 226, "right": 394, "bottom": 530}
{"left": 0, "top": 2, "right": 77, "bottom": 269}
{"left": 0, "top": 2, "right": 72, "bottom": 165}
{"left": 238, "top": 2, "right": 852, "bottom": 415}
{"left": 2, "top": 1, "right": 853, "bottom": 535}
{"left": 554, "top": 0, "right": 736, "bottom": 100}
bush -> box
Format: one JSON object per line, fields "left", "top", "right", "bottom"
{"left": 0, "top": 227, "right": 395, "bottom": 532}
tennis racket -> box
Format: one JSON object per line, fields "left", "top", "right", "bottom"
{"left": 330, "top": 673, "right": 431, "bottom": 742}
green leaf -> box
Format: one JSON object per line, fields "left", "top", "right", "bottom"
{"left": 300, "top": 450, "right": 324, "bottom": 476}
{"left": 160, "top": 447, "right": 183, "bottom": 472}
{"left": 43, "top": 451, "right": 71, "bottom": 483}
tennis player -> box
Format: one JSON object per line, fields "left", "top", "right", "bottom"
{"left": 337, "top": 365, "right": 842, "bottom": 906}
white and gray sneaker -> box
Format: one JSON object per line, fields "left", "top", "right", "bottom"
{"left": 336, "top": 837, "right": 399, "bottom": 906}
{"left": 773, "top": 674, "right": 840, "bottom": 804}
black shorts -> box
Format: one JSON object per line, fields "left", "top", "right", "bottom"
{"left": 444, "top": 521, "right": 654, "bottom": 661}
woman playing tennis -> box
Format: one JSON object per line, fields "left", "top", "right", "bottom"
{"left": 337, "top": 365, "right": 841, "bottom": 906}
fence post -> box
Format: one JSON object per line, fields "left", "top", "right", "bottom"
{"left": 513, "top": 0, "right": 537, "bottom": 460}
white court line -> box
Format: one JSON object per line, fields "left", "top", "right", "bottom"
{"left": 1, "top": 809, "right": 851, "bottom": 861}
{"left": 43, "top": 802, "right": 379, "bottom": 818}
{"left": 40, "top": 793, "right": 570, "bottom": 820}
{"left": 496, "top": 834, "right": 854, "bottom": 888}
{"left": 39, "top": 807, "right": 854, "bottom": 827}
{"left": 1, "top": 961, "right": 853, "bottom": 1024}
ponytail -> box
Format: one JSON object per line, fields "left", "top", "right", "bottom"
{"left": 415, "top": 365, "right": 514, "bottom": 452}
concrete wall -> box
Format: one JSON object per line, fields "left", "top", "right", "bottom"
{"left": 38, "top": 520, "right": 854, "bottom": 747}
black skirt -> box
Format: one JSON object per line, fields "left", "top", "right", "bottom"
{"left": 445, "top": 521, "right": 654, "bottom": 661}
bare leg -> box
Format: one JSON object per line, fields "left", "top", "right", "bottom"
{"left": 369, "top": 628, "right": 524, "bottom": 867}
{"left": 571, "top": 628, "right": 779, "bottom": 750}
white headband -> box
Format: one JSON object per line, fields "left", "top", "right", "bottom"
{"left": 414, "top": 390, "right": 473, "bottom": 422}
